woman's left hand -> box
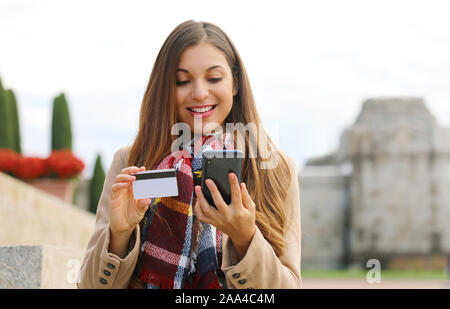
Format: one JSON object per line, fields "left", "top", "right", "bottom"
{"left": 194, "top": 172, "right": 256, "bottom": 258}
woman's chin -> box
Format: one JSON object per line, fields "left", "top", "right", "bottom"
{"left": 187, "top": 121, "right": 223, "bottom": 136}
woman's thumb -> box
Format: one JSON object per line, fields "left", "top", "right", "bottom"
{"left": 137, "top": 198, "right": 151, "bottom": 211}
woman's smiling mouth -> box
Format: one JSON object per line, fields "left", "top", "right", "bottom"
{"left": 187, "top": 105, "right": 217, "bottom": 118}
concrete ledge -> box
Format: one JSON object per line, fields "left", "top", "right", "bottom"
{"left": 0, "top": 172, "right": 95, "bottom": 250}
{"left": 0, "top": 173, "right": 96, "bottom": 288}
{"left": 0, "top": 245, "right": 85, "bottom": 289}
{"left": 0, "top": 245, "right": 41, "bottom": 288}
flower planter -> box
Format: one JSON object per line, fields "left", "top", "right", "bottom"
{"left": 1, "top": 149, "right": 85, "bottom": 204}
{"left": 28, "top": 178, "right": 76, "bottom": 203}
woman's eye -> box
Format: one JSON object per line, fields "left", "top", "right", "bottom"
{"left": 176, "top": 80, "right": 189, "bottom": 86}
{"left": 176, "top": 78, "right": 222, "bottom": 86}
{"left": 209, "top": 78, "right": 222, "bottom": 83}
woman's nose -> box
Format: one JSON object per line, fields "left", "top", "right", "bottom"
{"left": 191, "top": 81, "right": 209, "bottom": 101}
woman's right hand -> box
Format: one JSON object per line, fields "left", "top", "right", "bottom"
{"left": 109, "top": 166, "right": 151, "bottom": 237}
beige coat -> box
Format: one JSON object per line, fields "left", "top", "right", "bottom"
{"left": 77, "top": 145, "right": 302, "bottom": 289}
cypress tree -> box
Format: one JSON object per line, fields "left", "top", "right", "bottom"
{"left": 5, "top": 89, "right": 21, "bottom": 153}
{"left": 0, "top": 78, "right": 13, "bottom": 149}
{"left": 89, "top": 154, "right": 106, "bottom": 214}
{"left": 51, "top": 93, "right": 72, "bottom": 151}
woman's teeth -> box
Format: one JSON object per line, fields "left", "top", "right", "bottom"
{"left": 188, "top": 106, "right": 214, "bottom": 113}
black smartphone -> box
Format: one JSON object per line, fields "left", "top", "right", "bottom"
{"left": 200, "top": 149, "right": 243, "bottom": 207}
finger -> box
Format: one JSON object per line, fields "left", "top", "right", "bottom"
{"left": 194, "top": 198, "right": 208, "bottom": 223}
{"left": 229, "top": 172, "right": 243, "bottom": 209}
{"left": 205, "top": 179, "right": 229, "bottom": 216}
{"left": 121, "top": 166, "right": 145, "bottom": 175}
{"left": 115, "top": 174, "right": 136, "bottom": 183}
{"left": 127, "top": 178, "right": 135, "bottom": 198}
{"left": 120, "top": 166, "right": 139, "bottom": 174}
{"left": 241, "top": 183, "right": 256, "bottom": 211}
{"left": 111, "top": 182, "right": 129, "bottom": 193}
{"left": 194, "top": 190, "right": 213, "bottom": 224}
{"left": 137, "top": 198, "right": 151, "bottom": 212}
{"left": 195, "top": 185, "right": 220, "bottom": 221}
{"left": 110, "top": 182, "right": 129, "bottom": 199}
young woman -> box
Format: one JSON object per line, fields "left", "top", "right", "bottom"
{"left": 78, "top": 20, "right": 302, "bottom": 289}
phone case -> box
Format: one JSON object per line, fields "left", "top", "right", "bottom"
{"left": 200, "top": 150, "right": 243, "bottom": 207}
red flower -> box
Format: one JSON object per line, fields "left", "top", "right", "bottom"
{"left": 46, "top": 149, "right": 85, "bottom": 178}
{"left": 0, "top": 148, "right": 20, "bottom": 173}
{"left": 0, "top": 148, "right": 85, "bottom": 180}
{"left": 14, "top": 156, "right": 48, "bottom": 180}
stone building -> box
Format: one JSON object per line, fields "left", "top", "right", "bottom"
{"left": 300, "top": 97, "right": 450, "bottom": 269}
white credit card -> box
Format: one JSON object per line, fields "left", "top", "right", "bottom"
{"left": 132, "top": 168, "right": 178, "bottom": 199}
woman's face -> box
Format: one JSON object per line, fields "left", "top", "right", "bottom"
{"left": 175, "top": 42, "right": 237, "bottom": 135}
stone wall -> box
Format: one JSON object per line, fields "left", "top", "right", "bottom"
{"left": 73, "top": 178, "right": 91, "bottom": 212}
{"left": 339, "top": 98, "right": 450, "bottom": 265}
{"left": 299, "top": 166, "right": 350, "bottom": 269}
{"left": 431, "top": 127, "right": 450, "bottom": 252}
{"left": 0, "top": 172, "right": 95, "bottom": 248}
{"left": 0, "top": 172, "right": 95, "bottom": 288}
{"left": 302, "top": 97, "right": 450, "bottom": 269}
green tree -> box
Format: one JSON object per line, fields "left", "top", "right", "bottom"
{"left": 51, "top": 93, "right": 72, "bottom": 151}
{"left": 0, "top": 78, "right": 13, "bottom": 149}
{"left": 5, "top": 89, "right": 21, "bottom": 153}
{"left": 89, "top": 154, "right": 106, "bottom": 214}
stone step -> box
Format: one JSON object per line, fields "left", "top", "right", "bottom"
{"left": 0, "top": 245, "right": 85, "bottom": 289}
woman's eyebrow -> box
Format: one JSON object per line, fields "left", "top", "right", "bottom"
{"left": 176, "top": 65, "right": 225, "bottom": 73}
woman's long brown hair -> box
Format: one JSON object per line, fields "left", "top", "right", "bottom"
{"left": 127, "top": 20, "right": 292, "bottom": 257}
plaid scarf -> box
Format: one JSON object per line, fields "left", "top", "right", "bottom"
{"left": 129, "top": 133, "right": 235, "bottom": 289}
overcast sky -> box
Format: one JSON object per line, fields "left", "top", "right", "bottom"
{"left": 1, "top": 0, "right": 450, "bottom": 178}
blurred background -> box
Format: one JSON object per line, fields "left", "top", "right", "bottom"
{"left": 1, "top": 0, "right": 450, "bottom": 288}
